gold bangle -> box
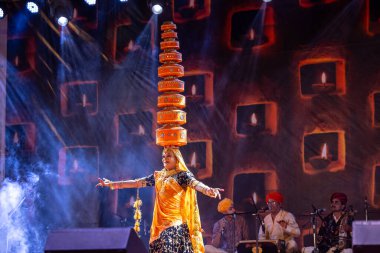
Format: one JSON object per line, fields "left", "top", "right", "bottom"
{"left": 201, "top": 186, "right": 211, "bottom": 195}
{"left": 110, "top": 182, "right": 119, "bottom": 190}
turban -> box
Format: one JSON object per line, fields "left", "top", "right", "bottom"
{"left": 265, "top": 192, "right": 284, "bottom": 204}
{"left": 330, "top": 192, "right": 347, "bottom": 205}
{"left": 217, "top": 198, "right": 233, "bottom": 214}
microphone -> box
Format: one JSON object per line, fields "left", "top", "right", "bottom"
{"left": 259, "top": 206, "right": 269, "bottom": 212}
{"left": 348, "top": 205, "right": 358, "bottom": 214}
{"left": 364, "top": 197, "right": 368, "bottom": 209}
{"left": 312, "top": 204, "right": 326, "bottom": 214}
{"left": 221, "top": 227, "right": 225, "bottom": 236}
{"left": 315, "top": 208, "right": 326, "bottom": 213}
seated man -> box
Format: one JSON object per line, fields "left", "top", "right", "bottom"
{"left": 259, "top": 192, "right": 300, "bottom": 253}
{"left": 317, "top": 192, "right": 353, "bottom": 253}
{"left": 205, "top": 198, "right": 249, "bottom": 253}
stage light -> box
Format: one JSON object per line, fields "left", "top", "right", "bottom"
{"left": 263, "top": 0, "right": 272, "bottom": 2}
{"left": 50, "top": 0, "right": 73, "bottom": 27}
{"left": 0, "top": 3, "right": 7, "bottom": 19}
{"left": 57, "top": 16, "right": 68, "bottom": 26}
{"left": 151, "top": 4, "right": 163, "bottom": 14}
{"left": 84, "top": 0, "right": 96, "bottom": 5}
{"left": 119, "top": 0, "right": 128, "bottom": 2}
{"left": 26, "top": 2, "right": 39, "bottom": 14}
{"left": 148, "top": 0, "right": 168, "bottom": 15}
{"left": 0, "top": 8, "right": 5, "bottom": 19}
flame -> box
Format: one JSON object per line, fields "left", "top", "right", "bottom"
{"left": 13, "top": 132, "right": 19, "bottom": 144}
{"left": 190, "top": 152, "right": 197, "bottom": 167}
{"left": 129, "top": 196, "right": 135, "bottom": 206}
{"left": 321, "top": 72, "right": 327, "bottom": 84}
{"left": 191, "top": 84, "right": 197, "bottom": 95}
{"left": 138, "top": 125, "right": 145, "bottom": 135}
{"left": 14, "top": 56, "right": 19, "bottom": 67}
{"left": 128, "top": 40, "right": 134, "bottom": 50}
{"left": 189, "top": 0, "right": 195, "bottom": 8}
{"left": 248, "top": 28, "right": 255, "bottom": 41}
{"left": 73, "top": 159, "right": 79, "bottom": 171}
{"left": 82, "top": 94, "right": 87, "bottom": 107}
{"left": 321, "top": 143, "right": 328, "bottom": 159}
{"left": 250, "top": 113, "right": 258, "bottom": 126}
{"left": 73, "top": 8, "right": 78, "bottom": 18}
{"left": 252, "top": 192, "right": 257, "bottom": 204}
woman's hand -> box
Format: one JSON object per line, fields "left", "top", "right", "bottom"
{"left": 205, "top": 187, "right": 224, "bottom": 199}
{"left": 96, "top": 178, "right": 112, "bottom": 188}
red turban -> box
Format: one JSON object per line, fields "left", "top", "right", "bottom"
{"left": 266, "top": 192, "right": 284, "bottom": 204}
{"left": 330, "top": 192, "right": 347, "bottom": 205}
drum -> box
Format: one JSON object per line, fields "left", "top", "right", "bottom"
{"left": 237, "top": 240, "right": 285, "bottom": 253}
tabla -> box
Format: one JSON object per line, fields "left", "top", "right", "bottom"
{"left": 236, "top": 239, "right": 285, "bottom": 253}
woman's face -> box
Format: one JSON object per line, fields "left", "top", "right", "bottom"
{"left": 162, "top": 150, "right": 177, "bottom": 170}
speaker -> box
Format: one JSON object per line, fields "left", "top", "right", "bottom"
{"left": 353, "top": 221, "right": 380, "bottom": 253}
{"left": 44, "top": 227, "right": 148, "bottom": 253}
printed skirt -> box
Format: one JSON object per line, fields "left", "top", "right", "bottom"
{"left": 149, "top": 223, "right": 194, "bottom": 253}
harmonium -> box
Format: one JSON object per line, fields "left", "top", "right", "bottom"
{"left": 236, "top": 239, "right": 286, "bottom": 253}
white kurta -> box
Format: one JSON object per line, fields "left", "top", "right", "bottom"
{"left": 259, "top": 209, "right": 300, "bottom": 253}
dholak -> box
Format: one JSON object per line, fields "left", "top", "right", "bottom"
{"left": 236, "top": 240, "right": 285, "bottom": 253}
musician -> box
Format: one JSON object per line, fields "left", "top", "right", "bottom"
{"left": 317, "top": 192, "right": 353, "bottom": 253}
{"left": 205, "top": 198, "right": 249, "bottom": 253}
{"left": 259, "top": 192, "right": 300, "bottom": 253}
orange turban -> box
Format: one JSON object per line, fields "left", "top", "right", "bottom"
{"left": 217, "top": 198, "right": 233, "bottom": 214}
{"left": 266, "top": 192, "right": 284, "bottom": 204}
{"left": 330, "top": 192, "right": 347, "bottom": 205}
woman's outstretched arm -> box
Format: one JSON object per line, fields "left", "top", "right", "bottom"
{"left": 177, "top": 171, "right": 224, "bottom": 199}
{"left": 96, "top": 174, "right": 154, "bottom": 190}
{"left": 191, "top": 180, "right": 224, "bottom": 199}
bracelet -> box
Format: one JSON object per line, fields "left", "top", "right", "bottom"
{"left": 200, "top": 185, "right": 211, "bottom": 195}
{"left": 110, "top": 182, "right": 120, "bottom": 190}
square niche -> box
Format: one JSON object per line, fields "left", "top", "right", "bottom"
{"left": 366, "top": 0, "right": 380, "bottom": 35}
{"left": 113, "top": 22, "right": 152, "bottom": 63}
{"left": 235, "top": 102, "right": 277, "bottom": 137}
{"left": 183, "top": 71, "right": 213, "bottom": 106}
{"left": 299, "top": 59, "right": 346, "bottom": 97}
{"left": 371, "top": 92, "right": 380, "bottom": 127}
{"left": 72, "top": 0, "right": 98, "bottom": 29}
{"left": 172, "top": 0, "right": 211, "bottom": 23}
{"left": 5, "top": 123, "right": 36, "bottom": 154}
{"left": 116, "top": 111, "right": 154, "bottom": 145}
{"left": 233, "top": 173, "right": 266, "bottom": 211}
{"left": 60, "top": 81, "right": 98, "bottom": 116}
{"left": 372, "top": 164, "right": 380, "bottom": 207}
{"left": 7, "top": 37, "right": 35, "bottom": 74}
{"left": 181, "top": 140, "right": 212, "bottom": 179}
{"left": 58, "top": 146, "right": 99, "bottom": 186}
{"left": 303, "top": 131, "right": 345, "bottom": 174}
{"left": 227, "top": 7, "right": 274, "bottom": 51}
{"left": 299, "top": 0, "right": 338, "bottom": 8}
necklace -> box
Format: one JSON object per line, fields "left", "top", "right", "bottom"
{"left": 161, "top": 168, "right": 178, "bottom": 179}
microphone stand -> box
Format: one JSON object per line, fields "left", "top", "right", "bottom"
{"left": 233, "top": 213, "right": 236, "bottom": 253}
{"left": 251, "top": 201, "right": 263, "bottom": 253}
{"left": 364, "top": 197, "right": 368, "bottom": 222}
{"left": 311, "top": 210, "right": 319, "bottom": 253}
{"left": 310, "top": 205, "right": 324, "bottom": 253}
